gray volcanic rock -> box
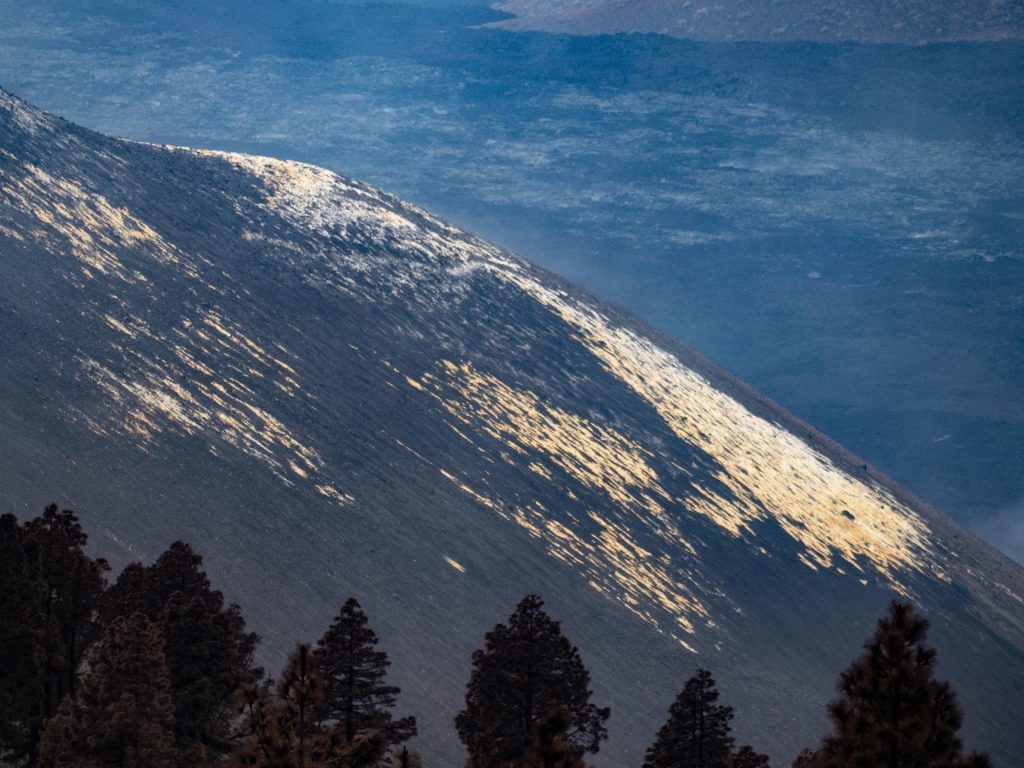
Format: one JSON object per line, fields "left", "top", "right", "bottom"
{"left": 1, "top": 88, "right": 1022, "bottom": 765}
{"left": 489, "top": 0, "right": 1024, "bottom": 43}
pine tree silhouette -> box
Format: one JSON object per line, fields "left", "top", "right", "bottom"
{"left": 102, "top": 540, "right": 260, "bottom": 762}
{"left": 643, "top": 668, "right": 735, "bottom": 768}
{"left": 314, "top": 598, "right": 415, "bottom": 748}
{"left": 38, "top": 613, "right": 176, "bottom": 768}
{"left": 233, "top": 681, "right": 285, "bottom": 767}
{"left": 455, "top": 594, "right": 609, "bottom": 768}
{"left": 0, "top": 512, "right": 45, "bottom": 764}
{"left": 0, "top": 506, "right": 109, "bottom": 766}
{"left": 797, "top": 601, "right": 991, "bottom": 768}
{"left": 279, "top": 644, "right": 324, "bottom": 768}
{"left": 232, "top": 644, "right": 385, "bottom": 768}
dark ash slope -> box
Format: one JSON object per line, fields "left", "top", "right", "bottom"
{"left": 1, "top": 89, "right": 1022, "bottom": 765}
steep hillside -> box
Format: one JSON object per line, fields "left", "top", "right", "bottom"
{"left": 489, "top": 0, "right": 1024, "bottom": 43}
{"left": 1, "top": 89, "right": 1022, "bottom": 765}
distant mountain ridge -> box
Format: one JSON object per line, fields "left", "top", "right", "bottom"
{"left": 1, "top": 88, "right": 1022, "bottom": 765}
{"left": 488, "top": 0, "right": 1024, "bottom": 43}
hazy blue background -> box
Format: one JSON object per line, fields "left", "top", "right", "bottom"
{"left": 1, "top": 0, "right": 1021, "bottom": 560}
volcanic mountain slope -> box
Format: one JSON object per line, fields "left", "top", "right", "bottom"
{"left": 489, "top": 0, "right": 1024, "bottom": 43}
{"left": 1, "top": 88, "right": 1022, "bottom": 765}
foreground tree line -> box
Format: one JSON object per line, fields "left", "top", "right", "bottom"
{"left": 0, "top": 505, "right": 992, "bottom": 768}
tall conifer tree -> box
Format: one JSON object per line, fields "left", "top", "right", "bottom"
{"left": 279, "top": 644, "right": 324, "bottom": 768}
{"left": 0, "top": 506, "right": 108, "bottom": 766}
{"left": 313, "top": 598, "right": 415, "bottom": 749}
{"left": 232, "top": 644, "right": 385, "bottom": 768}
{"left": 102, "top": 541, "right": 260, "bottom": 761}
{"left": 797, "top": 601, "right": 991, "bottom": 768}
{"left": 28, "top": 506, "right": 110, "bottom": 734}
{"left": 643, "top": 669, "right": 735, "bottom": 768}
{"left": 455, "top": 594, "right": 609, "bottom": 768}
{"left": 38, "top": 614, "right": 176, "bottom": 768}
{"left": 0, "top": 513, "right": 44, "bottom": 763}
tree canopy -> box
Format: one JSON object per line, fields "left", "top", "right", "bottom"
{"left": 232, "top": 643, "right": 385, "bottom": 768}
{"left": 643, "top": 668, "right": 735, "bottom": 768}
{"left": 313, "top": 598, "right": 415, "bottom": 748}
{"left": 39, "top": 613, "right": 177, "bottom": 768}
{"left": 102, "top": 541, "right": 261, "bottom": 762}
{"left": 797, "top": 601, "right": 990, "bottom": 768}
{"left": 455, "top": 594, "right": 610, "bottom": 768}
{"left": 2, "top": 507, "right": 1003, "bottom": 768}
{"left": 0, "top": 506, "right": 109, "bottom": 766}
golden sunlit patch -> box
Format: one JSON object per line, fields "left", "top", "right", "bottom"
{"left": 1, "top": 162, "right": 188, "bottom": 283}
{"left": 423, "top": 363, "right": 706, "bottom": 648}
{"left": 444, "top": 556, "right": 466, "bottom": 573}
{"left": 490, "top": 262, "right": 939, "bottom": 591}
